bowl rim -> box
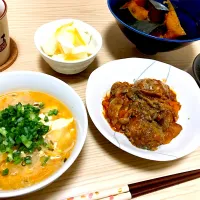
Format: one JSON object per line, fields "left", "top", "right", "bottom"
{"left": 107, "top": 0, "right": 200, "bottom": 43}
{"left": 0, "top": 71, "right": 88, "bottom": 198}
{"left": 34, "top": 18, "right": 102, "bottom": 64}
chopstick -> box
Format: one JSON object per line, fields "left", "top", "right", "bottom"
{"left": 130, "top": 169, "right": 200, "bottom": 198}
{"left": 67, "top": 169, "right": 200, "bottom": 200}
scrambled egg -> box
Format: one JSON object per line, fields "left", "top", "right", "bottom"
{"left": 39, "top": 113, "right": 74, "bottom": 154}
{"left": 39, "top": 113, "right": 73, "bottom": 131}
{"left": 51, "top": 118, "right": 73, "bottom": 131}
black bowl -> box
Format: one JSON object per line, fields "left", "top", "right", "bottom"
{"left": 192, "top": 54, "right": 200, "bottom": 87}
{"left": 107, "top": 0, "right": 200, "bottom": 54}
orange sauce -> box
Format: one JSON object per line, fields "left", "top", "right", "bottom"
{"left": 0, "top": 91, "right": 76, "bottom": 190}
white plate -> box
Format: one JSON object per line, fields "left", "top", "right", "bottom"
{"left": 86, "top": 58, "right": 200, "bottom": 161}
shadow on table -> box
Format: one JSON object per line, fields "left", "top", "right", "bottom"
{"left": 104, "top": 22, "right": 198, "bottom": 71}
{"left": 88, "top": 116, "right": 186, "bottom": 174}
{"left": 38, "top": 56, "right": 99, "bottom": 84}
{"left": 9, "top": 146, "right": 86, "bottom": 200}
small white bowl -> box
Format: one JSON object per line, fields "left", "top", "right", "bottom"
{"left": 34, "top": 19, "right": 102, "bottom": 74}
{"left": 0, "top": 71, "right": 88, "bottom": 198}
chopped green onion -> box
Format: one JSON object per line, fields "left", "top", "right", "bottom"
{"left": 29, "top": 113, "right": 36, "bottom": 120}
{"left": 9, "top": 136, "right": 15, "bottom": 145}
{"left": 0, "top": 127, "right": 7, "bottom": 137}
{"left": 14, "top": 157, "right": 22, "bottom": 165}
{"left": 44, "top": 116, "right": 49, "bottom": 122}
{"left": 2, "top": 168, "right": 9, "bottom": 176}
{"left": 2, "top": 141, "right": 8, "bottom": 146}
{"left": 48, "top": 109, "right": 58, "bottom": 116}
{"left": 24, "top": 156, "right": 32, "bottom": 165}
{"left": 41, "top": 156, "right": 50, "bottom": 166}
{"left": 21, "top": 135, "right": 32, "bottom": 148}
{"left": 7, "top": 153, "right": 13, "bottom": 162}
{"left": 46, "top": 143, "right": 54, "bottom": 151}
{"left": 39, "top": 102, "right": 44, "bottom": 109}
{"left": 25, "top": 159, "right": 32, "bottom": 164}
{"left": 0, "top": 103, "right": 50, "bottom": 165}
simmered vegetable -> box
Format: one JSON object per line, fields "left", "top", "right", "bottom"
{"left": 164, "top": 0, "right": 186, "bottom": 39}
{"left": 120, "top": 0, "right": 186, "bottom": 39}
{"left": 121, "top": 0, "right": 149, "bottom": 21}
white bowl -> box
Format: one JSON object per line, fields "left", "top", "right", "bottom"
{"left": 86, "top": 58, "right": 200, "bottom": 161}
{"left": 34, "top": 19, "right": 102, "bottom": 74}
{"left": 0, "top": 71, "right": 88, "bottom": 198}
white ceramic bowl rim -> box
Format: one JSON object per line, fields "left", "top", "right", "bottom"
{"left": 34, "top": 18, "right": 102, "bottom": 64}
{"left": 0, "top": 71, "right": 88, "bottom": 198}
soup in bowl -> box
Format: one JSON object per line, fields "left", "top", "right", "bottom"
{"left": 0, "top": 71, "right": 88, "bottom": 198}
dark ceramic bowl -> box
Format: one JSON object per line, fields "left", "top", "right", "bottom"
{"left": 107, "top": 0, "right": 200, "bottom": 54}
{"left": 192, "top": 54, "right": 200, "bottom": 87}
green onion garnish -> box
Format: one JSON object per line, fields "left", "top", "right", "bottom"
{"left": 0, "top": 103, "right": 50, "bottom": 165}
{"left": 39, "top": 102, "right": 45, "bottom": 109}
{"left": 48, "top": 109, "right": 58, "bottom": 116}
{"left": 2, "top": 168, "right": 9, "bottom": 176}
{"left": 41, "top": 156, "right": 50, "bottom": 166}
{"left": 24, "top": 156, "right": 32, "bottom": 165}
{"left": 44, "top": 116, "right": 49, "bottom": 122}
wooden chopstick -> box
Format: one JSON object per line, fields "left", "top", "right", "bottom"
{"left": 130, "top": 169, "right": 200, "bottom": 198}
{"left": 67, "top": 169, "right": 200, "bottom": 200}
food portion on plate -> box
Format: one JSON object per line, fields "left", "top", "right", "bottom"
{"left": 41, "top": 21, "right": 96, "bottom": 62}
{"left": 120, "top": 0, "right": 186, "bottom": 39}
{"left": 0, "top": 91, "right": 76, "bottom": 190}
{"left": 102, "top": 78, "right": 182, "bottom": 151}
